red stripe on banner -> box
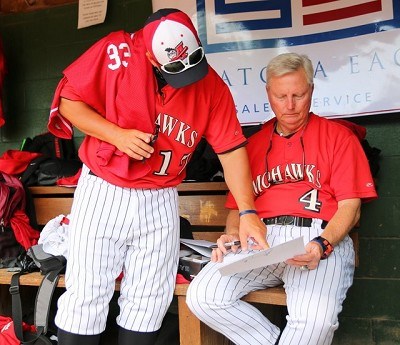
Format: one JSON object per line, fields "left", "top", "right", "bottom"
{"left": 303, "top": 0, "right": 338, "bottom": 6}
{"left": 303, "top": 1, "right": 382, "bottom": 25}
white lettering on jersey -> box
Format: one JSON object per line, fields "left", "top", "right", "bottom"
{"left": 158, "top": 114, "right": 179, "bottom": 136}
{"left": 253, "top": 163, "right": 321, "bottom": 195}
{"left": 107, "top": 43, "right": 131, "bottom": 70}
{"left": 156, "top": 113, "right": 199, "bottom": 148}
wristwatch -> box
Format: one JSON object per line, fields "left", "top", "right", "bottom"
{"left": 311, "top": 236, "right": 334, "bottom": 259}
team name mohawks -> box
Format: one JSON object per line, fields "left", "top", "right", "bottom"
{"left": 155, "top": 113, "right": 198, "bottom": 148}
{"left": 253, "top": 163, "right": 321, "bottom": 195}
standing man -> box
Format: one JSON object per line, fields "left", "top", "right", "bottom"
{"left": 47, "top": 8, "right": 267, "bottom": 345}
{"left": 187, "top": 52, "right": 377, "bottom": 345}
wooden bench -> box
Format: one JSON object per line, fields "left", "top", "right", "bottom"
{"left": 0, "top": 183, "right": 357, "bottom": 345}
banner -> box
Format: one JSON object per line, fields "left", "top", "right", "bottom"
{"left": 152, "top": 1, "right": 400, "bottom": 125}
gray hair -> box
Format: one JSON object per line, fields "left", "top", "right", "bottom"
{"left": 266, "top": 53, "right": 314, "bottom": 87}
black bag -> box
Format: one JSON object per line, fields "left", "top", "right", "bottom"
{"left": 28, "top": 244, "right": 66, "bottom": 275}
{"left": 21, "top": 156, "right": 82, "bottom": 187}
{"left": 21, "top": 132, "right": 77, "bottom": 160}
{"left": 20, "top": 132, "right": 82, "bottom": 187}
{"left": 0, "top": 226, "right": 25, "bottom": 268}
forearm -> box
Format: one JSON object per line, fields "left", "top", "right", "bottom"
{"left": 225, "top": 209, "right": 240, "bottom": 236}
{"left": 59, "top": 98, "right": 154, "bottom": 160}
{"left": 59, "top": 98, "right": 122, "bottom": 144}
{"left": 321, "top": 198, "right": 361, "bottom": 246}
{"left": 218, "top": 147, "right": 268, "bottom": 250}
{"left": 218, "top": 147, "right": 255, "bottom": 211}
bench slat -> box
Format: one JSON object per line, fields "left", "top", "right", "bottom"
{"left": 33, "top": 198, "right": 74, "bottom": 225}
{"left": 179, "top": 195, "right": 228, "bottom": 227}
{"left": 0, "top": 269, "right": 286, "bottom": 306}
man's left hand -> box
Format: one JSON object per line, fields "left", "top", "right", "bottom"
{"left": 286, "top": 241, "right": 322, "bottom": 270}
{"left": 238, "top": 213, "right": 269, "bottom": 251}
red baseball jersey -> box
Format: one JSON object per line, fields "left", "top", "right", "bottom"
{"left": 48, "top": 30, "right": 245, "bottom": 188}
{"left": 225, "top": 113, "right": 377, "bottom": 221}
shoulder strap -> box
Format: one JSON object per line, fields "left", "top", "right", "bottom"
{"left": 10, "top": 272, "right": 26, "bottom": 341}
{"left": 10, "top": 268, "right": 63, "bottom": 344}
{"left": 34, "top": 268, "right": 63, "bottom": 334}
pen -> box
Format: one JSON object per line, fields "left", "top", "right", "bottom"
{"left": 210, "top": 240, "right": 241, "bottom": 249}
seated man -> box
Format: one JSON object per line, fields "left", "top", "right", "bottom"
{"left": 186, "top": 52, "right": 377, "bottom": 345}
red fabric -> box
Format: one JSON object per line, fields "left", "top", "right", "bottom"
{"left": 10, "top": 209, "right": 39, "bottom": 250}
{"left": 176, "top": 273, "right": 191, "bottom": 284}
{"left": 48, "top": 30, "right": 155, "bottom": 183}
{"left": 0, "top": 316, "right": 36, "bottom": 345}
{"left": 331, "top": 119, "right": 367, "bottom": 142}
{"left": 0, "top": 37, "right": 5, "bottom": 127}
{"left": 0, "top": 150, "right": 42, "bottom": 176}
{"left": 56, "top": 168, "right": 82, "bottom": 187}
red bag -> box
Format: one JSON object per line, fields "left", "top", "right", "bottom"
{"left": 0, "top": 171, "right": 39, "bottom": 269}
{"left": 0, "top": 172, "right": 26, "bottom": 228}
{"left": 0, "top": 316, "right": 36, "bottom": 345}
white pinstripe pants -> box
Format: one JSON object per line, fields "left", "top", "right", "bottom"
{"left": 55, "top": 165, "right": 180, "bottom": 335}
{"left": 186, "top": 221, "right": 355, "bottom": 345}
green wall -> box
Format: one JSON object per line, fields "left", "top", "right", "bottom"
{"left": 1, "top": 1, "right": 399, "bottom": 344}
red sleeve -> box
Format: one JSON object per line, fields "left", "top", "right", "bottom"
{"left": 60, "top": 81, "right": 83, "bottom": 101}
{"left": 330, "top": 133, "right": 377, "bottom": 203}
{"left": 202, "top": 70, "right": 246, "bottom": 154}
{"left": 48, "top": 77, "right": 74, "bottom": 139}
{"left": 0, "top": 38, "right": 5, "bottom": 127}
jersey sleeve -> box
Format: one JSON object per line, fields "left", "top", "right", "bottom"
{"left": 48, "top": 77, "right": 74, "bottom": 139}
{"left": 47, "top": 33, "right": 115, "bottom": 139}
{"left": 330, "top": 133, "right": 377, "bottom": 203}
{"left": 202, "top": 73, "right": 246, "bottom": 154}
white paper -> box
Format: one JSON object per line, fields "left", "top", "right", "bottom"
{"left": 78, "top": 0, "right": 108, "bottom": 29}
{"left": 180, "top": 239, "right": 216, "bottom": 258}
{"left": 219, "top": 237, "right": 306, "bottom": 276}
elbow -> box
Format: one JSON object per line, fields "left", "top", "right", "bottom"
{"left": 352, "top": 200, "right": 362, "bottom": 228}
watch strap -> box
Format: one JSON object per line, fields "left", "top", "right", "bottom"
{"left": 311, "top": 236, "right": 334, "bottom": 259}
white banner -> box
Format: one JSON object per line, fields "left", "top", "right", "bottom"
{"left": 152, "top": 0, "right": 400, "bottom": 125}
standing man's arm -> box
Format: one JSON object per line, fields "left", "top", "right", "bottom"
{"left": 218, "top": 147, "right": 268, "bottom": 251}
{"left": 59, "top": 98, "right": 155, "bottom": 160}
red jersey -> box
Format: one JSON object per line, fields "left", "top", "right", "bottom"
{"left": 48, "top": 30, "right": 245, "bottom": 188}
{"left": 225, "top": 113, "right": 377, "bottom": 221}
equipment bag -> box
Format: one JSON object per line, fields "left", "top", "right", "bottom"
{"left": 27, "top": 244, "right": 66, "bottom": 275}
{"left": 20, "top": 132, "right": 82, "bottom": 187}
{"left": 8, "top": 215, "right": 68, "bottom": 344}
{"left": 0, "top": 172, "right": 39, "bottom": 269}
{"left": 10, "top": 270, "right": 61, "bottom": 344}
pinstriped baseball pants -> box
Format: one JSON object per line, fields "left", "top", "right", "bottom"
{"left": 186, "top": 221, "right": 355, "bottom": 345}
{"left": 55, "top": 165, "right": 180, "bottom": 335}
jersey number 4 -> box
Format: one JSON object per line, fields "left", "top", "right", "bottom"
{"left": 299, "top": 189, "right": 321, "bottom": 212}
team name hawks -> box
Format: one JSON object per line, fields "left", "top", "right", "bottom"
{"left": 155, "top": 113, "right": 198, "bottom": 147}
{"left": 253, "top": 163, "right": 322, "bottom": 195}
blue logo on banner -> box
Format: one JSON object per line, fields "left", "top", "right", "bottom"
{"left": 196, "top": 0, "right": 400, "bottom": 53}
